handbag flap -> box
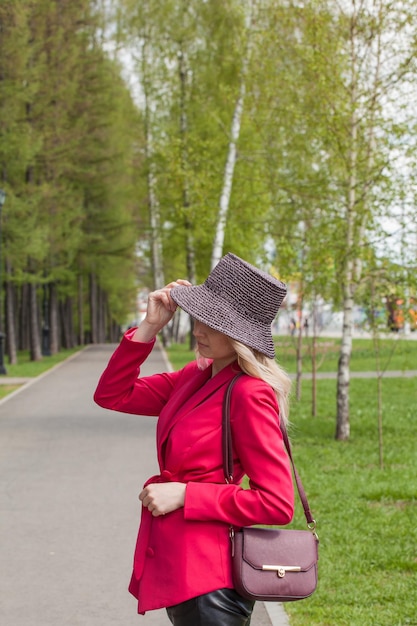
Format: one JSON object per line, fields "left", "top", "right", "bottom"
{"left": 241, "top": 527, "right": 318, "bottom": 573}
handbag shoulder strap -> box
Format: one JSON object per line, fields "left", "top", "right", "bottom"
{"left": 222, "top": 373, "right": 317, "bottom": 533}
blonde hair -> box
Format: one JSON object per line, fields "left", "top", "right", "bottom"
{"left": 195, "top": 338, "right": 292, "bottom": 426}
{"left": 229, "top": 339, "right": 292, "bottom": 426}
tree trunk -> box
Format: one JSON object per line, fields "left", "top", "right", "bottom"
{"left": 60, "top": 296, "right": 75, "bottom": 349}
{"left": 142, "top": 41, "right": 164, "bottom": 291}
{"left": 210, "top": 1, "right": 255, "bottom": 270}
{"left": 50, "top": 282, "right": 59, "bottom": 354}
{"left": 335, "top": 4, "right": 382, "bottom": 440}
{"left": 109, "top": 319, "right": 120, "bottom": 343}
{"left": 78, "top": 273, "right": 84, "bottom": 346}
{"left": 178, "top": 46, "right": 196, "bottom": 350}
{"left": 19, "top": 284, "right": 30, "bottom": 351}
{"left": 311, "top": 296, "right": 318, "bottom": 417}
{"left": 97, "top": 287, "right": 106, "bottom": 343}
{"left": 41, "top": 282, "right": 51, "bottom": 356}
{"left": 336, "top": 281, "right": 354, "bottom": 440}
{"left": 5, "top": 265, "right": 17, "bottom": 365}
{"left": 66, "top": 297, "right": 75, "bottom": 348}
{"left": 89, "top": 272, "right": 98, "bottom": 343}
{"left": 60, "top": 300, "right": 70, "bottom": 349}
{"left": 29, "top": 281, "right": 42, "bottom": 361}
{"left": 141, "top": 39, "right": 168, "bottom": 347}
{"left": 335, "top": 27, "right": 358, "bottom": 441}
{"left": 295, "top": 293, "right": 304, "bottom": 401}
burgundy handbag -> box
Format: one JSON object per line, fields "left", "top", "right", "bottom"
{"left": 223, "top": 374, "right": 319, "bottom": 602}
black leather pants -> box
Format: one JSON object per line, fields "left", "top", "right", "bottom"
{"left": 166, "top": 588, "right": 255, "bottom": 626}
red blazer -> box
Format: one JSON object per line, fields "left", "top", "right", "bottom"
{"left": 94, "top": 331, "right": 294, "bottom": 614}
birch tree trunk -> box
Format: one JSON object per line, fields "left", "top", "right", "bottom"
{"left": 336, "top": 3, "right": 383, "bottom": 440}
{"left": 140, "top": 38, "right": 170, "bottom": 346}
{"left": 140, "top": 38, "right": 166, "bottom": 347}
{"left": 335, "top": 66, "right": 357, "bottom": 441}
{"left": 210, "top": 0, "right": 255, "bottom": 270}
{"left": 178, "top": 48, "right": 196, "bottom": 287}
{"left": 141, "top": 40, "right": 165, "bottom": 293}
{"left": 178, "top": 47, "right": 196, "bottom": 349}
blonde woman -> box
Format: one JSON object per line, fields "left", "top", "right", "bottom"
{"left": 94, "top": 253, "right": 294, "bottom": 625}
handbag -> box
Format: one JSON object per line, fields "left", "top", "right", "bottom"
{"left": 223, "top": 374, "right": 319, "bottom": 602}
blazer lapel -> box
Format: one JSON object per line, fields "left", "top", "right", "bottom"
{"left": 156, "top": 362, "right": 241, "bottom": 467}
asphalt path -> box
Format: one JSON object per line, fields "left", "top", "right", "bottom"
{"left": 0, "top": 344, "right": 287, "bottom": 626}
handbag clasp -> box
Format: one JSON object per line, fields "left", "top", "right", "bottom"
{"left": 262, "top": 565, "right": 302, "bottom": 578}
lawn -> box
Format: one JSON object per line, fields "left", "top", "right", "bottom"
{"left": 274, "top": 334, "right": 417, "bottom": 373}
{"left": 0, "top": 384, "right": 21, "bottom": 399}
{"left": 3, "top": 347, "right": 81, "bottom": 378}
{"left": 165, "top": 339, "right": 417, "bottom": 626}
{"left": 284, "top": 377, "right": 417, "bottom": 626}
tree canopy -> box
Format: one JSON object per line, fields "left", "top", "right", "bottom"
{"left": 1, "top": 0, "right": 416, "bottom": 438}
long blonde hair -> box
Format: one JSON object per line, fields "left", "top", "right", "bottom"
{"left": 195, "top": 339, "right": 292, "bottom": 425}
{"left": 229, "top": 339, "right": 292, "bottom": 426}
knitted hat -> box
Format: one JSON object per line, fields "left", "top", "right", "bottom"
{"left": 170, "top": 253, "right": 286, "bottom": 358}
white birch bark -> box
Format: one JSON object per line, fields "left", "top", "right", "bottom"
{"left": 178, "top": 47, "right": 196, "bottom": 348}
{"left": 141, "top": 40, "right": 165, "bottom": 291}
{"left": 178, "top": 49, "right": 196, "bottom": 287}
{"left": 336, "top": 18, "right": 358, "bottom": 441}
{"left": 210, "top": 0, "right": 255, "bottom": 270}
{"left": 138, "top": 38, "right": 170, "bottom": 345}
{"left": 336, "top": 3, "right": 383, "bottom": 440}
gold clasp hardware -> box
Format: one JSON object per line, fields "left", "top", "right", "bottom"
{"left": 262, "top": 565, "right": 301, "bottom": 578}
{"left": 308, "top": 520, "right": 319, "bottom": 540}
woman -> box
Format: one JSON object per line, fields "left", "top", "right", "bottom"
{"left": 94, "top": 252, "right": 294, "bottom": 625}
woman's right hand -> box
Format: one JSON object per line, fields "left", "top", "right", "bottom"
{"left": 132, "top": 280, "right": 191, "bottom": 342}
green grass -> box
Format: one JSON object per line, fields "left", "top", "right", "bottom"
{"left": 166, "top": 342, "right": 197, "bottom": 371}
{"left": 275, "top": 335, "right": 417, "bottom": 373}
{"left": 0, "top": 384, "right": 20, "bottom": 399}
{"left": 0, "top": 348, "right": 81, "bottom": 380}
{"left": 165, "top": 341, "right": 417, "bottom": 626}
{"left": 284, "top": 377, "right": 417, "bottom": 626}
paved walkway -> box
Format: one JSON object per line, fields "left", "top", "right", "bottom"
{"left": 0, "top": 343, "right": 289, "bottom": 626}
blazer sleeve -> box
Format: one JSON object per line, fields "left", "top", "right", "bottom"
{"left": 184, "top": 377, "right": 295, "bottom": 527}
{"left": 93, "top": 330, "right": 184, "bottom": 416}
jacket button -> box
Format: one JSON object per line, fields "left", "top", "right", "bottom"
{"left": 146, "top": 547, "right": 155, "bottom": 557}
{"left": 160, "top": 470, "right": 173, "bottom": 481}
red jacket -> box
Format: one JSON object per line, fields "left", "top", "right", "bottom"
{"left": 94, "top": 331, "right": 294, "bottom": 614}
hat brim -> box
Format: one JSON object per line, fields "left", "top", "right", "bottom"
{"left": 171, "top": 284, "right": 276, "bottom": 358}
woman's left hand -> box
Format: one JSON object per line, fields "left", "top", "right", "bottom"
{"left": 139, "top": 482, "right": 186, "bottom": 517}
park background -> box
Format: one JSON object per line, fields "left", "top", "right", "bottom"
{"left": 1, "top": 1, "right": 416, "bottom": 624}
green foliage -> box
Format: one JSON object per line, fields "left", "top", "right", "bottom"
{"left": 2, "top": 0, "right": 417, "bottom": 356}
{"left": 286, "top": 377, "right": 417, "bottom": 625}
{"left": 0, "top": 0, "right": 143, "bottom": 345}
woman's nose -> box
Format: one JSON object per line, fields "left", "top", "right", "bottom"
{"left": 193, "top": 321, "right": 203, "bottom": 337}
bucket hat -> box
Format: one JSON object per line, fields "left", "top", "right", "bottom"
{"left": 170, "top": 252, "right": 286, "bottom": 358}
